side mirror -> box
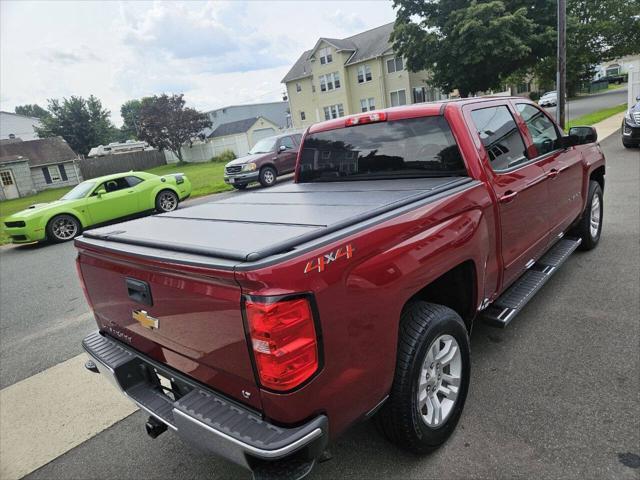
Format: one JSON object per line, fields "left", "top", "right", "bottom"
{"left": 278, "top": 145, "right": 287, "bottom": 152}
{"left": 96, "top": 188, "right": 107, "bottom": 197}
{"left": 568, "top": 126, "right": 598, "bottom": 145}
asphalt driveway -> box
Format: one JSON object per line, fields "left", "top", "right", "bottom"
{"left": 1, "top": 135, "right": 638, "bottom": 479}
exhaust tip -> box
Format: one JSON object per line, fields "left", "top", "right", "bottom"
{"left": 145, "top": 416, "right": 168, "bottom": 439}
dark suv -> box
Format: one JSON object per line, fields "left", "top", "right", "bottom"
{"left": 622, "top": 95, "right": 640, "bottom": 148}
{"left": 224, "top": 133, "right": 302, "bottom": 189}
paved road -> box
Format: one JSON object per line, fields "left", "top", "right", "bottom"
{"left": 543, "top": 87, "right": 628, "bottom": 121}
{"left": 1, "top": 138, "right": 638, "bottom": 479}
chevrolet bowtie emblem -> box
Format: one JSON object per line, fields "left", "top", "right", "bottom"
{"left": 133, "top": 309, "right": 159, "bottom": 329}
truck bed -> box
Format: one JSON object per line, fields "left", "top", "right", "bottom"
{"left": 80, "top": 177, "right": 472, "bottom": 265}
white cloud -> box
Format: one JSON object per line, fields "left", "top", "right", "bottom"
{"left": 1, "top": 1, "right": 395, "bottom": 126}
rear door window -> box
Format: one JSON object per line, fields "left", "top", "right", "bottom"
{"left": 470, "top": 106, "right": 528, "bottom": 172}
{"left": 299, "top": 116, "right": 467, "bottom": 182}
{"left": 515, "top": 104, "right": 561, "bottom": 157}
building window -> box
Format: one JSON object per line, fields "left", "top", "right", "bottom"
{"left": 390, "top": 90, "right": 407, "bottom": 107}
{"left": 296, "top": 82, "right": 302, "bottom": 92}
{"left": 48, "top": 165, "right": 62, "bottom": 182}
{"left": 360, "top": 97, "right": 376, "bottom": 112}
{"left": 357, "top": 64, "right": 372, "bottom": 83}
{"left": 319, "top": 72, "right": 341, "bottom": 92}
{"left": 413, "top": 87, "right": 426, "bottom": 104}
{"left": 300, "top": 111, "right": 306, "bottom": 121}
{"left": 386, "top": 57, "right": 404, "bottom": 74}
{"left": 319, "top": 47, "right": 333, "bottom": 65}
{"left": 323, "top": 104, "right": 344, "bottom": 120}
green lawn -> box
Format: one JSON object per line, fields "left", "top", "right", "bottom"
{"left": 566, "top": 103, "right": 627, "bottom": 129}
{"left": 0, "top": 161, "right": 232, "bottom": 244}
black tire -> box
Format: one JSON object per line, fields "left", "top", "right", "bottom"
{"left": 233, "top": 184, "right": 248, "bottom": 190}
{"left": 375, "top": 302, "right": 470, "bottom": 454}
{"left": 259, "top": 166, "right": 277, "bottom": 187}
{"left": 46, "top": 214, "right": 81, "bottom": 243}
{"left": 574, "top": 180, "right": 603, "bottom": 251}
{"left": 155, "top": 190, "right": 179, "bottom": 212}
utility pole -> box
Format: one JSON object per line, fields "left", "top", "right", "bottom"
{"left": 557, "top": 0, "right": 567, "bottom": 129}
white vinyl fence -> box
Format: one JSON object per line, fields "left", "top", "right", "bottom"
{"left": 165, "top": 135, "right": 250, "bottom": 163}
{"left": 628, "top": 64, "right": 640, "bottom": 108}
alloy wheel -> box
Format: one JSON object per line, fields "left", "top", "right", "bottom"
{"left": 52, "top": 217, "right": 78, "bottom": 240}
{"left": 417, "top": 334, "right": 462, "bottom": 428}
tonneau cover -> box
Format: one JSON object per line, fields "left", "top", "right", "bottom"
{"left": 82, "top": 178, "right": 471, "bottom": 262}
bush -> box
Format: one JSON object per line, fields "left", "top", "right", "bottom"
{"left": 211, "top": 150, "right": 236, "bottom": 163}
{"left": 528, "top": 91, "right": 541, "bottom": 101}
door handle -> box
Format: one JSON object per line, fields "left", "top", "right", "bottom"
{"left": 500, "top": 190, "right": 518, "bottom": 203}
{"left": 547, "top": 169, "right": 559, "bottom": 179}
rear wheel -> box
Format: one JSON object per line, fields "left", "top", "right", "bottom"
{"left": 375, "top": 302, "right": 470, "bottom": 453}
{"left": 259, "top": 166, "right": 277, "bottom": 187}
{"left": 574, "top": 180, "right": 603, "bottom": 250}
{"left": 46, "top": 214, "right": 81, "bottom": 243}
{"left": 155, "top": 190, "right": 179, "bottom": 212}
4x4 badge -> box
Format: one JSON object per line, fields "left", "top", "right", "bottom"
{"left": 304, "top": 244, "right": 354, "bottom": 274}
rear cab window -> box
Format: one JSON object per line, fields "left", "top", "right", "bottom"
{"left": 299, "top": 116, "right": 468, "bottom": 182}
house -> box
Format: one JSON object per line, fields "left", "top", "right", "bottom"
{"left": 282, "top": 22, "right": 447, "bottom": 129}
{"left": 0, "top": 111, "right": 43, "bottom": 141}
{"left": 0, "top": 137, "right": 82, "bottom": 200}
{"left": 593, "top": 55, "right": 640, "bottom": 81}
{"left": 165, "top": 116, "right": 283, "bottom": 163}
{"left": 207, "top": 116, "right": 281, "bottom": 156}
{"left": 204, "top": 101, "right": 291, "bottom": 136}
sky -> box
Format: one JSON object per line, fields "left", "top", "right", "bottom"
{"left": 0, "top": 1, "right": 396, "bottom": 126}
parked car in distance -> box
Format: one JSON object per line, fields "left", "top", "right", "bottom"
{"left": 2, "top": 171, "right": 191, "bottom": 244}
{"left": 622, "top": 94, "right": 640, "bottom": 148}
{"left": 78, "top": 98, "right": 605, "bottom": 479}
{"left": 224, "top": 133, "right": 302, "bottom": 189}
{"left": 538, "top": 90, "right": 558, "bottom": 107}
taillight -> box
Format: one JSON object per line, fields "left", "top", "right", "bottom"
{"left": 245, "top": 297, "right": 320, "bottom": 391}
{"left": 345, "top": 112, "right": 387, "bottom": 127}
{"left": 75, "top": 257, "right": 94, "bottom": 310}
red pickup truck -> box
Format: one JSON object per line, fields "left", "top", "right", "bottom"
{"left": 77, "top": 97, "right": 605, "bottom": 479}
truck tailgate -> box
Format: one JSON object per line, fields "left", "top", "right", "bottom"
{"left": 76, "top": 247, "right": 262, "bottom": 410}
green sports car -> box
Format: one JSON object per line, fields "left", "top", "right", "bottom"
{"left": 2, "top": 171, "right": 191, "bottom": 244}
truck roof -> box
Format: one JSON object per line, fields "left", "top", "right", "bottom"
{"left": 309, "top": 96, "right": 531, "bottom": 134}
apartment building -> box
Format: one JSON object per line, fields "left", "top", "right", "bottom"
{"left": 282, "top": 22, "right": 446, "bottom": 129}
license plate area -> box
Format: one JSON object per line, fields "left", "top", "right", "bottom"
{"left": 228, "top": 177, "right": 235, "bottom": 184}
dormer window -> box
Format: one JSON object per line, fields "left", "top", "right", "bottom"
{"left": 319, "top": 47, "right": 333, "bottom": 65}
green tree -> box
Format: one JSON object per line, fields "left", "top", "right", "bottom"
{"left": 535, "top": 0, "right": 640, "bottom": 95}
{"left": 119, "top": 99, "right": 144, "bottom": 140}
{"left": 392, "top": 0, "right": 555, "bottom": 97}
{"left": 34, "top": 96, "right": 116, "bottom": 155}
{"left": 137, "top": 94, "right": 212, "bottom": 164}
{"left": 14, "top": 104, "right": 49, "bottom": 119}
{"left": 392, "top": 0, "right": 639, "bottom": 98}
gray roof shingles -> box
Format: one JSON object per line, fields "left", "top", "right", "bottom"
{"left": 282, "top": 22, "right": 395, "bottom": 83}
{"left": 0, "top": 136, "right": 77, "bottom": 167}
{"left": 207, "top": 117, "right": 258, "bottom": 138}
